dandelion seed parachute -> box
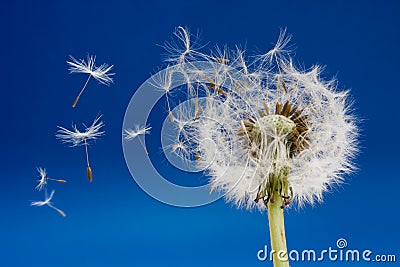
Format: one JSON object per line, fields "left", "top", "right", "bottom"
{"left": 30, "top": 190, "right": 66, "bottom": 217}
{"left": 35, "top": 167, "right": 67, "bottom": 191}
{"left": 56, "top": 116, "right": 105, "bottom": 183}
{"left": 124, "top": 125, "right": 151, "bottom": 154}
{"left": 67, "top": 55, "right": 114, "bottom": 108}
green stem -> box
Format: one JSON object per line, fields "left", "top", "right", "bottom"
{"left": 267, "top": 191, "right": 290, "bottom": 267}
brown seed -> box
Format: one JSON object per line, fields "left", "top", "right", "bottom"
{"left": 296, "top": 125, "right": 308, "bottom": 133}
{"left": 242, "top": 121, "right": 253, "bottom": 127}
{"left": 246, "top": 114, "right": 256, "bottom": 123}
{"left": 281, "top": 101, "right": 291, "bottom": 116}
{"left": 281, "top": 81, "right": 288, "bottom": 93}
{"left": 87, "top": 166, "right": 93, "bottom": 183}
{"left": 288, "top": 105, "right": 298, "bottom": 116}
{"left": 57, "top": 209, "right": 66, "bottom": 217}
{"left": 275, "top": 102, "right": 282, "bottom": 114}
{"left": 215, "top": 87, "right": 227, "bottom": 95}
{"left": 72, "top": 97, "right": 80, "bottom": 108}
{"left": 290, "top": 108, "right": 305, "bottom": 120}
{"left": 168, "top": 111, "right": 174, "bottom": 122}
{"left": 212, "top": 57, "right": 230, "bottom": 63}
{"left": 297, "top": 115, "right": 309, "bottom": 125}
{"left": 292, "top": 128, "right": 300, "bottom": 137}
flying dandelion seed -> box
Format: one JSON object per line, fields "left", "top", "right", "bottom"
{"left": 56, "top": 115, "right": 104, "bottom": 182}
{"left": 260, "top": 28, "right": 293, "bottom": 65}
{"left": 149, "top": 66, "right": 177, "bottom": 122}
{"left": 163, "top": 26, "right": 207, "bottom": 64}
{"left": 30, "top": 190, "right": 66, "bottom": 217}
{"left": 67, "top": 55, "right": 114, "bottom": 108}
{"left": 156, "top": 27, "right": 358, "bottom": 267}
{"left": 35, "top": 167, "right": 67, "bottom": 191}
{"left": 124, "top": 125, "right": 151, "bottom": 154}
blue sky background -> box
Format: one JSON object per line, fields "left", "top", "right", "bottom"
{"left": 1, "top": 0, "right": 399, "bottom": 266}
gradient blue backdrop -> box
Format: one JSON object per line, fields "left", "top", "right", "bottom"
{"left": 1, "top": 1, "right": 399, "bottom": 266}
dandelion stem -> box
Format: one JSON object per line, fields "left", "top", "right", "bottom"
{"left": 72, "top": 75, "right": 92, "bottom": 108}
{"left": 137, "top": 136, "right": 149, "bottom": 154}
{"left": 84, "top": 138, "right": 90, "bottom": 167}
{"left": 267, "top": 190, "right": 289, "bottom": 267}
{"left": 165, "top": 93, "right": 174, "bottom": 122}
{"left": 84, "top": 137, "right": 93, "bottom": 182}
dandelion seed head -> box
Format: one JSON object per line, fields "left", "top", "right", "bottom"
{"left": 157, "top": 28, "right": 359, "bottom": 210}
